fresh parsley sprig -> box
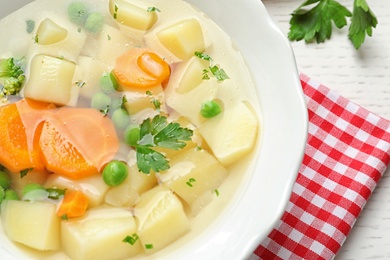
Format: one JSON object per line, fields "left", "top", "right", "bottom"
{"left": 288, "top": 0, "right": 378, "bottom": 49}
{"left": 132, "top": 115, "right": 193, "bottom": 174}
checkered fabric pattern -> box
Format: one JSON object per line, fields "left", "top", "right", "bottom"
{"left": 251, "top": 74, "right": 390, "bottom": 260}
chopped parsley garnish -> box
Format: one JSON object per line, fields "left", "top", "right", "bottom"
{"left": 186, "top": 178, "right": 196, "bottom": 187}
{"left": 61, "top": 214, "right": 69, "bottom": 220}
{"left": 195, "top": 52, "right": 229, "bottom": 81}
{"left": 20, "top": 168, "right": 33, "bottom": 178}
{"left": 209, "top": 65, "right": 229, "bottom": 81}
{"left": 107, "top": 34, "right": 111, "bottom": 41}
{"left": 146, "top": 91, "right": 161, "bottom": 111}
{"left": 120, "top": 95, "right": 128, "bottom": 109}
{"left": 145, "top": 244, "right": 154, "bottom": 249}
{"left": 131, "top": 115, "right": 193, "bottom": 174}
{"left": 215, "top": 189, "right": 220, "bottom": 196}
{"left": 195, "top": 51, "right": 212, "bottom": 61}
{"left": 46, "top": 188, "right": 66, "bottom": 200}
{"left": 147, "top": 7, "right": 161, "bottom": 12}
{"left": 123, "top": 234, "right": 139, "bottom": 245}
{"left": 113, "top": 5, "right": 118, "bottom": 19}
{"left": 77, "top": 27, "right": 82, "bottom": 33}
{"left": 26, "top": 20, "right": 35, "bottom": 34}
{"left": 33, "top": 34, "right": 39, "bottom": 44}
{"left": 75, "top": 80, "right": 86, "bottom": 88}
{"left": 100, "top": 105, "right": 110, "bottom": 116}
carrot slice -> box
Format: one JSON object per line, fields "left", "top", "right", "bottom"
{"left": 113, "top": 48, "right": 171, "bottom": 89}
{"left": 39, "top": 107, "right": 119, "bottom": 179}
{"left": 0, "top": 99, "right": 55, "bottom": 173}
{"left": 57, "top": 190, "right": 89, "bottom": 219}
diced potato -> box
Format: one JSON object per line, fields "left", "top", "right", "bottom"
{"left": 36, "top": 18, "right": 68, "bottom": 45}
{"left": 1, "top": 200, "right": 60, "bottom": 251}
{"left": 157, "top": 148, "right": 227, "bottom": 213}
{"left": 28, "top": 15, "right": 87, "bottom": 62}
{"left": 198, "top": 101, "right": 259, "bottom": 166}
{"left": 74, "top": 56, "right": 110, "bottom": 98}
{"left": 105, "top": 163, "right": 157, "bottom": 207}
{"left": 44, "top": 174, "right": 109, "bottom": 207}
{"left": 109, "top": 0, "right": 158, "bottom": 31}
{"left": 156, "top": 18, "right": 205, "bottom": 60}
{"left": 123, "top": 85, "right": 166, "bottom": 116}
{"left": 23, "top": 54, "right": 77, "bottom": 106}
{"left": 134, "top": 185, "right": 189, "bottom": 254}
{"left": 165, "top": 79, "right": 218, "bottom": 126}
{"left": 170, "top": 56, "right": 209, "bottom": 94}
{"left": 61, "top": 207, "right": 142, "bottom": 260}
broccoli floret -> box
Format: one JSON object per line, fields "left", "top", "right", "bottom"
{"left": 0, "top": 58, "right": 26, "bottom": 98}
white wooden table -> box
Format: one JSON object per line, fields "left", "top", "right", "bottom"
{"left": 262, "top": 0, "right": 390, "bottom": 259}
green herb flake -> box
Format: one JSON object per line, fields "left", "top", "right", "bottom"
{"left": 120, "top": 95, "right": 128, "bottom": 109}
{"left": 215, "top": 189, "right": 220, "bottom": 196}
{"left": 26, "top": 20, "right": 35, "bottom": 34}
{"left": 209, "top": 65, "right": 229, "bottom": 81}
{"left": 195, "top": 51, "right": 212, "bottom": 61}
{"left": 146, "top": 91, "right": 161, "bottom": 111}
{"left": 46, "top": 188, "right": 66, "bottom": 200}
{"left": 77, "top": 27, "right": 82, "bottom": 33}
{"left": 113, "top": 5, "right": 119, "bottom": 19}
{"left": 147, "top": 7, "right": 161, "bottom": 12}
{"left": 75, "top": 80, "right": 86, "bottom": 88}
{"left": 123, "top": 234, "right": 139, "bottom": 245}
{"left": 186, "top": 178, "right": 196, "bottom": 187}
{"left": 100, "top": 105, "right": 110, "bottom": 116}
{"left": 202, "top": 69, "right": 210, "bottom": 80}
{"left": 20, "top": 168, "right": 33, "bottom": 178}
{"left": 61, "top": 214, "right": 69, "bottom": 220}
{"left": 145, "top": 244, "right": 154, "bottom": 250}
{"left": 33, "top": 34, "right": 39, "bottom": 44}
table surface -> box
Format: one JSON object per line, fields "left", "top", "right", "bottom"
{"left": 262, "top": 0, "right": 390, "bottom": 259}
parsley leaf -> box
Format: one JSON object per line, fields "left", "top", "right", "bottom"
{"left": 288, "top": 0, "right": 378, "bottom": 49}
{"left": 288, "top": 0, "right": 352, "bottom": 44}
{"left": 133, "top": 115, "right": 193, "bottom": 173}
{"left": 348, "top": 0, "right": 378, "bottom": 49}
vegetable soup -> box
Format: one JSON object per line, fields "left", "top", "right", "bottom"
{"left": 0, "top": 0, "right": 261, "bottom": 259}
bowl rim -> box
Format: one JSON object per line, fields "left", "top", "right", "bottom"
{"left": 0, "top": 0, "right": 308, "bottom": 259}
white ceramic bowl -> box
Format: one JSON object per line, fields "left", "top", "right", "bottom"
{"left": 0, "top": 0, "right": 308, "bottom": 259}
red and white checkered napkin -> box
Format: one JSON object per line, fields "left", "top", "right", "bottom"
{"left": 251, "top": 74, "right": 390, "bottom": 260}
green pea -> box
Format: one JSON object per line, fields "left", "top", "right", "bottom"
{"left": 91, "top": 92, "right": 112, "bottom": 111}
{"left": 112, "top": 108, "right": 130, "bottom": 130}
{"left": 84, "top": 12, "right": 104, "bottom": 33}
{"left": 200, "top": 100, "right": 222, "bottom": 118}
{"left": 124, "top": 125, "right": 140, "bottom": 146}
{"left": 102, "top": 160, "right": 128, "bottom": 186}
{"left": 4, "top": 190, "right": 19, "bottom": 201}
{"left": 22, "top": 183, "right": 45, "bottom": 196}
{"left": 67, "top": 2, "right": 89, "bottom": 25}
{"left": 0, "top": 187, "right": 5, "bottom": 205}
{"left": 100, "top": 71, "right": 119, "bottom": 93}
{"left": 0, "top": 171, "right": 11, "bottom": 189}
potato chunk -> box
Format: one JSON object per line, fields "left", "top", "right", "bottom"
{"left": 198, "top": 101, "right": 259, "bottom": 166}
{"left": 23, "top": 54, "right": 77, "bottom": 106}
{"left": 36, "top": 18, "right": 68, "bottom": 45}
{"left": 61, "top": 207, "right": 141, "bottom": 260}
{"left": 1, "top": 200, "right": 60, "bottom": 251}
{"left": 109, "top": 0, "right": 158, "bottom": 31}
{"left": 156, "top": 18, "right": 205, "bottom": 60}
{"left": 134, "top": 185, "right": 189, "bottom": 254}
{"left": 157, "top": 148, "right": 227, "bottom": 213}
{"left": 105, "top": 163, "right": 157, "bottom": 207}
